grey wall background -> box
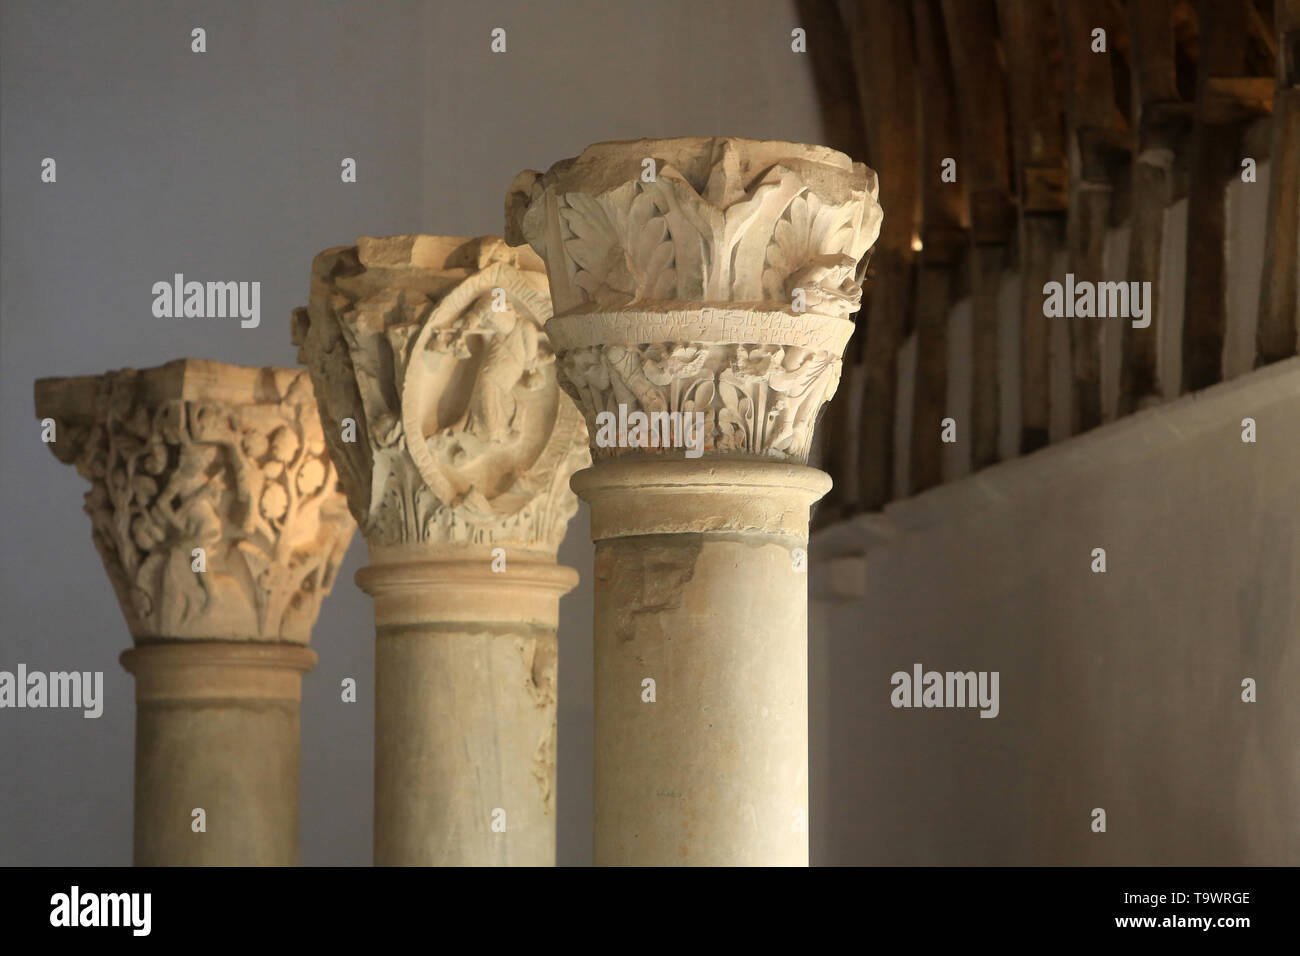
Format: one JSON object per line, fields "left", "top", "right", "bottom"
{"left": 812, "top": 357, "right": 1300, "bottom": 865}
{"left": 0, "top": 0, "right": 824, "bottom": 865}
{"left": 4, "top": 1, "right": 1294, "bottom": 868}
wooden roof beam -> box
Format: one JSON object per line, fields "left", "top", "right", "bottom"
{"left": 844, "top": 0, "right": 923, "bottom": 510}
{"left": 998, "top": 0, "right": 1068, "bottom": 452}
{"left": 796, "top": 0, "right": 870, "bottom": 521}
{"left": 1120, "top": 0, "right": 1182, "bottom": 415}
{"left": 1256, "top": 0, "right": 1300, "bottom": 366}
{"left": 1181, "top": 0, "right": 1250, "bottom": 392}
{"left": 910, "top": 0, "right": 968, "bottom": 494}
{"left": 1059, "top": 0, "right": 1129, "bottom": 434}
{"left": 942, "top": 0, "right": 1014, "bottom": 469}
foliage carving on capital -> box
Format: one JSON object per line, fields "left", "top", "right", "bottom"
{"left": 35, "top": 361, "right": 355, "bottom": 643}
{"left": 557, "top": 338, "right": 841, "bottom": 463}
{"left": 506, "top": 137, "right": 882, "bottom": 319}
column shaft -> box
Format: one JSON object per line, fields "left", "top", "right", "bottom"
{"left": 293, "top": 235, "right": 589, "bottom": 866}
{"left": 577, "top": 461, "right": 828, "bottom": 865}
{"left": 37, "top": 359, "right": 356, "bottom": 867}
{"left": 121, "top": 641, "right": 316, "bottom": 866}
{"left": 358, "top": 556, "right": 576, "bottom": 866}
{"left": 507, "top": 136, "right": 881, "bottom": 866}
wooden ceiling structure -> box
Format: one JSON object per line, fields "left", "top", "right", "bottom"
{"left": 799, "top": 0, "right": 1298, "bottom": 523}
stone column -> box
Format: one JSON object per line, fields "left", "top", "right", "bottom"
{"left": 293, "top": 235, "right": 589, "bottom": 866}
{"left": 507, "top": 138, "right": 881, "bottom": 865}
{"left": 35, "top": 361, "right": 356, "bottom": 865}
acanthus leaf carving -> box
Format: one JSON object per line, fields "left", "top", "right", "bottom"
{"left": 508, "top": 137, "right": 882, "bottom": 319}
{"left": 507, "top": 139, "right": 878, "bottom": 466}
{"left": 556, "top": 338, "right": 842, "bottom": 464}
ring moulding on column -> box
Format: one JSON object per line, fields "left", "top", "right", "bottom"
{"left": 505, "top": 136, "right": 881, "bottom": 467}
{"left": 292, "top": 234, "right": 590, "bottom": 866}
{"left": 35, "top": 359, "right": 357, "bottom": 866}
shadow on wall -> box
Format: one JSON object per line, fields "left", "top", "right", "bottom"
{"left": 811, "top": 358, "right": 1300, "bottom": 865}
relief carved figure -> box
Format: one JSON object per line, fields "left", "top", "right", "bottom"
{"left": 292, "top": 235, "right": 589, "bottom": 553}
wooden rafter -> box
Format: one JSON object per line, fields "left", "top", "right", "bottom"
{"left": 1256, "top": 0, "right": 1300, "bottom": 365}
{"left": 910, "top": 0, "right": 968, "bottom": 493}
{"left": 942, "top": 0, "right": 1014, "bottom": 469}
{"left": 797, "top": 0, "right": 870, "bottom": 520}
{"left": 1121, "top": 0, "right": 1182, "bottom": 413}
{"left": 1058, "top": 0, "right": 1128, "bottom": 433}
{"left": 1182, "top": 0, "right": 1251, "bottom": 392}
{"left": 998, "top": 0, "right": 1068, "bottom": 451}
{"left": 844, "top": 0, "right": 921, "bottom": 510}
{"left": 801, "top": 0, "right": 1287, "bottom": 523}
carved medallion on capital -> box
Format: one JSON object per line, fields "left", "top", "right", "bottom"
{"left": 506, "top": 137, "right": 882, "bottom": 464}
{"left": 292, "top": 235, "right": 589, "bottom": 554}
{"left": 35, "top": 361, "right": 356, "bottom": 643}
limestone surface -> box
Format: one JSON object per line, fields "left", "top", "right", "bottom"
{"left": 508, "top": 138, "right": 882, "bottom": 866}
{"left": 292, "top": 234, "right": 588, "bottom": 555}
{"left": 35, "top": 360, "right": 356, "bottom": 643}
{"left": 35, "top": 359, "right": 355, "bottom": 866}
{"left": 294, "top": 235, "right": 589, "bottom": 866}
{"left": 506, "top": 137, "right": 882, "bottom": 465}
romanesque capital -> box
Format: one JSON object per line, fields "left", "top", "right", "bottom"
{"left": 35, "top": 361, "right": 356, "bottom": 644}
{"left": 291, "top": 235, "right": 589, "bottom": 554}
{"left": 506, "top": 137, "right": 882, "bottom": 463}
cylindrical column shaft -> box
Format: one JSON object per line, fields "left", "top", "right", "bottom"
{"left": 576, "top": 461, "right": 828, "bottom": 865}
{"left": 37, "top": 359, "right": 357, "bottom": 867}
{"left": 358, "top": 554, "right": 576, "bottom": 866}
{"left": 293, "top": 234, "right": 590, "bottom": 866}
{"left": 506, "top": 136, "right": 881, "bottom": 866}
{"left": 120, "top": 641, "right": 316, "bottom": 866}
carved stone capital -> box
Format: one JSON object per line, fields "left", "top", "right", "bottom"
{"left": 291, "top": 235, "right": 589, "bottom": 554}
{"left": 507, "top": 137, "right": 881, "bottom": 319}
{"left": 35, "top": 360, "right": 356, "bottom": 644}
{"left": 505, "top": 137, "right": 882, "bottom": 464}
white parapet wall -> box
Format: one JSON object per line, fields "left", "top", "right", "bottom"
{"left": 811, "top": 356, "right": 1300, "bottom": 865}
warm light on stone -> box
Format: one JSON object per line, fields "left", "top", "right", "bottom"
{"left": 293, "top": 234, "right": 589, "bottom": 866}
{"left": 35, "top": 359, "right": 356, "bottom": 865}
{"left": 508, "top": 137, "right": 881, "bottom": 865}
